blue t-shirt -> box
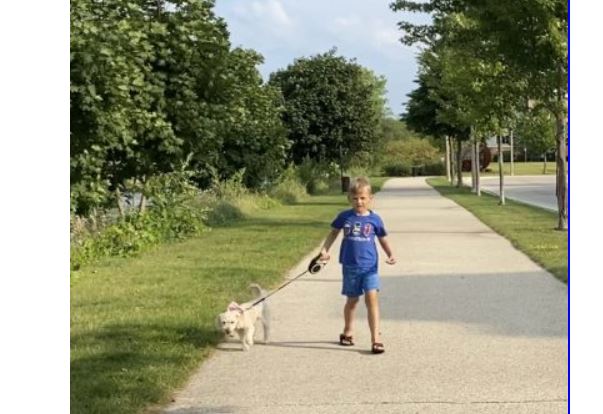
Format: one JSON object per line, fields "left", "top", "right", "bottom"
{"left": 331, "top": 209, "right": 387, "bottom": 268}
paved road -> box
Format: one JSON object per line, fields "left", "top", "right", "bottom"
{"left": 163, "top": 177, "right": 567, "bottom": 414}
{"left": 467, "top": 175, "right": 557, "bottom": 211}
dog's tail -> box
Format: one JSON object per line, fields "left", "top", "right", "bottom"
{"left": 248, "top": 283, "right": 266, "bottom": 299}
{"left": 249, "top": 283, "right": 270, "bottom": 343}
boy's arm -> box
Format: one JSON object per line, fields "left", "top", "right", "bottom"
{"left": 378, "top": 236, "right": 396, "bottom": 265}
{"left": 319, "top": 228, "right": 341, "bottom": 261}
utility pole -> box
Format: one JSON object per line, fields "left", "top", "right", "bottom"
{"left": 497, "top": 135, "right": 505, "bottom": 205}
{"left": 510, "top": 129, "right": 514, "bottom": 176}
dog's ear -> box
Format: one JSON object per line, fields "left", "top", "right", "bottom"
{"left": 227, "top": 301, "right": 244, "bottom": 313}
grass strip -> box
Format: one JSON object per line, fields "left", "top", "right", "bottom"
{"left": 480, "top": 161, "right": 556, "bottom": 176}
{"left": 427, "top": 177, "right": 567, "bottom": 283}
{"left": 71, "top": 194, "right": 347, "bottom": 414}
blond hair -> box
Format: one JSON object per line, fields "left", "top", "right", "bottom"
{"left": 348, "top": 176, "right": 372, "bottom": 196}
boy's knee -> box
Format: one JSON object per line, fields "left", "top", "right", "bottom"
{"left": 364, "top": 290, "right": 379, "bottom": 303}
{"left": 347, "top": 296, "right": 360, "bottom": 306}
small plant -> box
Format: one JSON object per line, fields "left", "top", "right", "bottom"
{"left": 269, "top": 165, "right": 308, "bottom": 204}
{"left": 380, "top": 138, "right": 443, "bottom": 176}
{"left": 383, "top": 163, "right": 412, "bottom": 177}
{"left": 71, "top": 168, "right": 208, "bottom": 271}
{"left": 296, "top": 157, "right": 340, "bottom": 194}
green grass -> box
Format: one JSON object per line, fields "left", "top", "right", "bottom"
{"left": 427, "top": 177, "right": 567, "bottom": 283}
{"left": 480, "top": 161, "right": 556, "bottom": 176}
{"left": 71, "top": 194, "right": 348, "bottom": 414}
{"left": 72, "top": 178, "right": 567, "bottom": 413}
{"left": 368, "top": 176, "right": 391, "bottom": 193}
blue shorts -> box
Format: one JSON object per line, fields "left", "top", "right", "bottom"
{"left": 341, "top": 266, "right": 380, "bottom": 297}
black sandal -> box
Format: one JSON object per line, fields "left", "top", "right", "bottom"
{"left": 339, "top": 334, "right": 354, "bottom": 346}
{"left": 371, "top": 342, "right": 385, "bottom": 354}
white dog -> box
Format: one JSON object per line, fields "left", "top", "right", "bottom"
{"left": 216, "top": 283, "right": 271, "bottom": 351}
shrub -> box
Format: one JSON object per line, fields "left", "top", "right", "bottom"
{"left": 296, "top": 157, "right": 340, "bottom": 194}
{"left": 204, "top": 199, "right": 245, "bottom": 226}
{"left": 424, "top": 162, "right": 445, "bottom": 176}
{"left": 383, "top": 163, "right": 412, "bottom": 177}
{"left": 381, "top": 138, "right": 441, "bottom": 169}
{"left": 71, "top": 169, "right": 207, "bottom": 271}
{"left": 269, "top": 169, "right": 308, "bottom": 204}
{"left": 203, "top": 170, "right": 281, "bottom": 225}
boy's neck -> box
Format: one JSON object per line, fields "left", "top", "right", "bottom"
{"left": 353, "top": 209, "right": 370, "bottom": 216}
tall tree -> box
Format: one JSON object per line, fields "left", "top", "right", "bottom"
{"left": 71, "top": 0, "right": 179, "bottom": 214}
{"left": 391, "top": 0, "right": 568, "bottom": 229}
{"left": 268, "top": 50, "right": 385, "bottom": 170}
{"left": 516, "top": 108, "right": 556, "bottom": 173}
{"left": 71, "top": 0, "right": 289, "bottom": 214}
{"left": 403, "top": 49, "right": 471, "bottom": 187}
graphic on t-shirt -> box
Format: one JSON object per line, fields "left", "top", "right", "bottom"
{"left": 352, "top": 222, "right": 362, "bottom": 236}
{"left": 343, "top": 223, "right": 352, "bottom": 236}
{"left": 362, "top": 223, "right": 372, "bottom": 237}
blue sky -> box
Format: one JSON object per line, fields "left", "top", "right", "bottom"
{"left": 213, "top": 0, "right": 431, "bottom": 117}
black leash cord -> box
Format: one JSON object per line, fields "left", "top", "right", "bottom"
{"left": 246, "top": 269, "right": 310, "bottom": 310}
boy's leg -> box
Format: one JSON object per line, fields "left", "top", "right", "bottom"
{"left": 364, "top": 289, "right": 381, "bottom": 343}
{"left": 343, "top": 296, "right": 359, "bottom": 337}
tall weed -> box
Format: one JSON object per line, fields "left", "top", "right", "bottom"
{"left": 296, "top": 157, "right": 340, "bottom": 194}
{"left": 71, "top": 169, "right": 207, "bottom": 271}
{"left": 269, "top": 166, "right": 308, "bottom": 204}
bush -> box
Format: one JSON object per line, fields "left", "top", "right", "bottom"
{"left": 383, "top": 163, "right": 412, "bottom": 176}
{"left": 71, "top": 169, "right": 208, "bottom": 271}
{"left": 381, "top": 137, "right": 441, "bottom": 168}
{"left": 268, "top": 166, "right": 308, "bottom": 204}
{"left": 309, "top": 178, "right": 338, "bottom": 194}
{"left": 424, "top": 162, "right": 445, "bottom": 176}
{"left": 296, "top": 158, "right": 341, "bottom": 194}
{"left": 204, "top": 199, "right": 245, "bottom": 226}
{"left": 71, "top": 166, "right": 299, "bottom": 272}
{"left": 202, "top": 170, "right": 281, "bottom": 225}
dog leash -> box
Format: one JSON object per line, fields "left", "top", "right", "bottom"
{"left": 245, "top": 254, "right": 326, "bottom": 310}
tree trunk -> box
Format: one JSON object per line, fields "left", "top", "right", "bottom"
{"left": 510, "top": 129, "right": 515, "bottom": 176}
{"left": 90, "top": 208, "right": 98, "bottom": 232}
{"left": 555, "top": 112, "right": 568, "bottom": 230}
{"left": 445, "top": 135, "right": 452, "bottom": 183}
{"left": 475, "top": 139, "right": 481, "bottom": 196}
{"left": 497, "top": 135, "right": 505, "bottom": 205}
{"left": 470, "top": 136, "right": 476, "bottom": 192}
{"left": 543, "top": 153, "right": 547, "bottom": 174}
{"left": 456, "top": 138, "right": 463, "bottom": 188}
{"left": 115, "top": 187, "right": 125, "bottom": 218}
{"left": 450, "top": 137, "right": 457, "bottom": 185}
{"left": 138, "top": 194, "right": 146, "bottom": 213}
{"left": 138, "top": 176, "right": 147, "bottom": 213}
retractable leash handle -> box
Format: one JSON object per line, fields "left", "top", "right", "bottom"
{"left": 307, "top": 253, "right": 327, "bottom": 274}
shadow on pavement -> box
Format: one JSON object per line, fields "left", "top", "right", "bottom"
{"left": 261, "top": 340, "right": 370, "bottom": 354}
{"left": 378, "top": 271, "right": 567, "bottom": 339}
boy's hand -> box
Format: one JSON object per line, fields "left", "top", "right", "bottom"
{"left": 319, "top": 249, "right": 330, "bottom": 262}
{"left": 385, "top": 256, "right": 396, "bottom": 265}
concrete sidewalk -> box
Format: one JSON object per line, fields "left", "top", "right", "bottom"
{"left": 164, "top": 177, "right": 567, "bottom": 414}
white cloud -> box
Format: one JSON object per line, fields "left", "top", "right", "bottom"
{"left": 373, "top": 26, "right": 400, "bottom": 48}
{"left": 334, "top": 16, "right": 360, "bottom": 27}
{"left": 215, "top": 0, "right": 428, "bottom": 111}
{"left": 234, "top": 0, "right": 293, "bottom": 28}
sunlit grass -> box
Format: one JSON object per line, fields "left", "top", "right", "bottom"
{"left": 71, "top": 194, "right": 348, "bottom": 414}
{"left": 480, "top": 161, "right": 557, "bottom": 176}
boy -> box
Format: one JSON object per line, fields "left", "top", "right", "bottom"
{"left": 319, "top": 177, "right": 396, "bottom": 354}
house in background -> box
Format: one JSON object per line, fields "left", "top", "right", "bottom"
{"left": 485, "top": 136, "right": 512, "bottom": 160}
{"left": 460, "top": 136, "right": 513, "bottom": 172}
